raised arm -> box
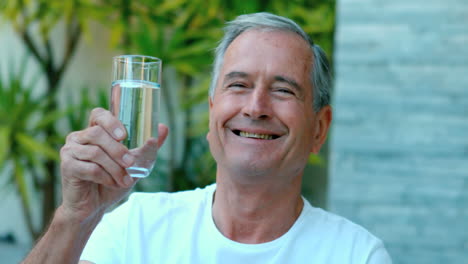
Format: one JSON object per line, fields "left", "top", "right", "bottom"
{"left": 21, "top": 108, "right": 168, "bottom": 264}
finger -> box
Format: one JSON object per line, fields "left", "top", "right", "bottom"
{"left": 76, "top": 161, "right": 119, "bottom": 187}
{"left": 69, "top": 142, "right": 129, "bottom": 187}
{"left": 125, "top": 125, "right": 168, "bottom": 180}
{"left": 138, "top": 124, "right": 168, "bottom": 152}
{"left": 125, "top": 175, "right": 139, "bottom": 187}
{"left": 88, "top": 107, "right": 127, "bottom": 141}
{"left": 69, "top": 126, "right": 135, "bottom": 169}
{"left": 61, "top": 150, "right": 119, "bottom": 188}
{"left": 136, "top": 124, "right": 168, "bottom": 155}
{"left": 62, "top": 140, "right": 128, "bottom": 188}
{"left": 157, "top": 123, "right": 169, "bottom": 148}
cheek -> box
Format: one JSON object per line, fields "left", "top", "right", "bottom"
{"left": 207, "top": 103, "right": 228, "bottom": 140}
{"left": 207, "top": 112, "right": 217, "bottom": 142}
{"left": 211, "top": 97, "right": 240, "bottom": 122}
{"left": 206, "top": 116, "right": 219, "bottom": 154}
{"left": 289, "top": 113, "right": 315, "bottom": 144}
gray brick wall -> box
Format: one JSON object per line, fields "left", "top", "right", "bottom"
{"left": 329, "top": 0, "right": 468, "bottom": 263}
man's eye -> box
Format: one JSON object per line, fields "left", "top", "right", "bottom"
{"left": 228, "top": 83, "right": 246, "bottom": 88}
{"left": 276, "top": 88, "right": 294, "bottom": 95}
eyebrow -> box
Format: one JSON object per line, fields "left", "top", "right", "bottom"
{"left": 223, "top": 71, "right": 249, "bottom": 85}
{"left": 274, "top": 75, "right": 302, "bottom": 93}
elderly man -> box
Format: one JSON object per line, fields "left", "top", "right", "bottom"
{"left": 22, "top": 13, "right": 391, "bottom": 263}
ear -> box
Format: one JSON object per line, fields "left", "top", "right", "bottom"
{"left": 209, "top": 96, "right": 213, "bottom": 109}
{"left": 206, "top": 96, "right": 214, "bottom": 141}
{"left": 311, "top": 105, "right": 332, "bottom": 154}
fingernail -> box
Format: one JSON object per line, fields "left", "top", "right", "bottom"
{"left": 123, "top": 175, "right": 133, "bottom": 186}
{"left": 114, "top": 128, "right": 124, "bottom": 139}
{"left": 123, "top": 154, "right": 135, "bottom": 167}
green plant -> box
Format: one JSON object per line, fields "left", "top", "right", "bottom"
{"left": 0, "top": 56, "right": 63, "bottom": 239}
{"left": 0, "top": 54, "right": 108, "bottom": 240}
{"left": 1, "top": 0, "right": 91, "bottom": 233}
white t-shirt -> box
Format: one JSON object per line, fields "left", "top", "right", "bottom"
{"left": 81, "top": 184, "right": 392, "bottom": 263}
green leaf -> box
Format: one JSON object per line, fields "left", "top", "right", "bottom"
{"left": 188, "top": 111, "right": 209, "bottom": 138}
{"left": 22, "top": 144, "right": 47, "bottom": 188}
{"left": 171, "top": 62, "right": 199, "bottom": 75}
{"left": 181, "top": 75, "right": 211, "bottom": 109}
{"left": 13, "top": 157, "right": 31, "bottom": 216}
{"left": 169, "top": 41, "right": 214, "bottom": 60}
{"left": 0, "top": 126, "right": 11, "bottom": 167}
{"left": 156, "top": 0, "right": 186, "bottom": 15}
{"left": 308, "top": 153, "right": 323, "bottom": 166}
{"left": 34, "top": 107, "right": 73, "bottom": 131}
{"left": 174, "top": 7, "right": 193, "bottom": 28}
{"left": 109, "top": 22, "right": 124, "bottom": 47}
{"left": 16, "top": 132, "right": 60, "bottom": 161}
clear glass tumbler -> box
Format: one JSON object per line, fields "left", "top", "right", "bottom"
{"left": 110, "top": 55, "right": 162, "bottom": 177}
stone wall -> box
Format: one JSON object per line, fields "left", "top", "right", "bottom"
{"left": 330, "top": 0, "right": 468, "bottom": 263}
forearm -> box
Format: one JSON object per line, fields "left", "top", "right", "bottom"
{"left": 21, "top": 205, "right": 103, "bottom": 264}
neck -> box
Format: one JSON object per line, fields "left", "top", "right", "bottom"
{"left": 212, "top": 170, "right": 304, "bottom": 244}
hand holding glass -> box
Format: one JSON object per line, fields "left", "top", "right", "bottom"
{"left": 110, "top": 55, "right": 162, "bottom": 178}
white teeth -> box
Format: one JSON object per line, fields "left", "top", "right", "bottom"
{"left": 239, "top": 131, "right": 273, "bottom": 140}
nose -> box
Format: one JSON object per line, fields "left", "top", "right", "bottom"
{"left": 242, "top": 87, "right": 272, "bottom": 120}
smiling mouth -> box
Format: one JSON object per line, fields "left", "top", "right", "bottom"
{"left": 232, "top": 130, "right": 280, "bottom": 140}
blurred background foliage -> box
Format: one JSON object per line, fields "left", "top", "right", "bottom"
{"left": 0, "top": 0, "right": 335, "bottom": 240}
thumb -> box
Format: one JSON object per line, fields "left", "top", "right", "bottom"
{"left": 157, "top": 123, "right": 169, "bottom": 148}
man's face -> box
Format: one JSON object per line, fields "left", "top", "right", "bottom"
{"left": 207, "top": 30, "right": 330, "bottom": 182}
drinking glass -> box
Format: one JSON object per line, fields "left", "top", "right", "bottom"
{"left": 110, "top": 55, "right": 162, "bottom": 177}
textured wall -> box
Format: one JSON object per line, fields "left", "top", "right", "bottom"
{"left": 329, "top": 0, "right": 468, "bottom": 263}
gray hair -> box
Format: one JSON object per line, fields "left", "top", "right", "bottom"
{"left": 209, "top": 12, "right": 332, "bottom": 112}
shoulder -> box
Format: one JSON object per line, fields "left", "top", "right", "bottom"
{"left": 303, "top": 202, "right": 379, "bottom": 242}
{"left": 297, "top": 201, "right": 391, "bottom": 262}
